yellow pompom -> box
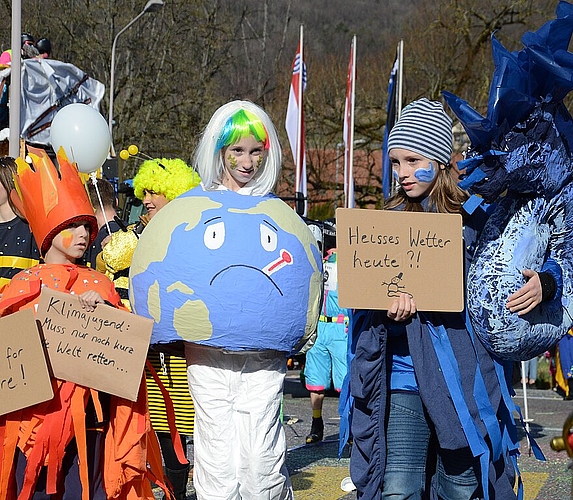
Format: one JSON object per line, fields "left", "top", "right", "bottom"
{"left": 128, "top": 144, "right": 139, "bottom": 155}
{"left": 119, "top": 149, "right": 130, "bottom": 161}
{"left": 102, "top": 229, "right": 139, "bottom": 272}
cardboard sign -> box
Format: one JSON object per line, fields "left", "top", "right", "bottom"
{"left": 0, "top": 309, "right": 53, "bottom": 415}
{"left": 36, "top": 288, "right": 153, "bottom": 401}
{"left": 336, "top": 208, "right": 464, "bottom": 312}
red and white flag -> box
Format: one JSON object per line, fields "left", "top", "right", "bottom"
{"left": 343, "top": 36, "right": 356, "bottom": 209}
{"left": 285, "top": 26, "right": 307, "bottom": 216}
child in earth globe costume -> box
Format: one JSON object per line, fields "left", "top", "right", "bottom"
{"left": 127, "top": 100, "right": 322, "bottom": 500}
{"left": 185, "top": 100, "right": 294, "bottom": 499}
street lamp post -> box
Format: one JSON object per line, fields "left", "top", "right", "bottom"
{"left": 108, "top": 0, "right": 164, "bottom": 150}
{"left": 8, "top": 0, "right": 22, "bottom": 158}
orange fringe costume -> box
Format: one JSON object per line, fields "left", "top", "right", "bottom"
{"left": 0, "top": 147, "right": 177, "bottom": 500}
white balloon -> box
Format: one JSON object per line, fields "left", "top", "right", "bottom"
{"left": 50, "top": 103, "right": 111, "bottom": 173}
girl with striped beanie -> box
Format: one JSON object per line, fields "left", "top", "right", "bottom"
{"left": 348, "top": 98, "right": 544, "bottom": 499}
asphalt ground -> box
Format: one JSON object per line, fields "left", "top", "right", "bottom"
{"left": 157, "top": 370, "right": 573, "bottom": 499}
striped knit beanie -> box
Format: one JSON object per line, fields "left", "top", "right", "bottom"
{"left": 387, "top": 98, "right": 453, "bottom": 165}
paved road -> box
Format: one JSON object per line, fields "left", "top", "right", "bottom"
{"left": 284, "top": 374, "right": 573, "bottom": 500}
{"left": 161, "top": 371, "right": 573, "bottom": 499}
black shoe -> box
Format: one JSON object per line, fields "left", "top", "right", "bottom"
{"left": 164, "top": 465, "right": 190, "bottom": 500}
{"left": 306, "top": 417, "right": 324, "bottom": 444}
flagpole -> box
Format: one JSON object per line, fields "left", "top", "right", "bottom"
{"left": 397, "top": 39, "right": 404, "bottom": 120}
{"left": 393, "top": 39, "right": 404, "bottom": 196}
{"left": 349, "top": 36, "right": 356, "bottom": 208}
{"left": 295, "top": 25, "right": 304, "bottom": 215}
{"left": 9, "top": 0, "right": 22, "bottom": 158}
{"left": 387, "top": 40, "right": 404, "bottom": 198}
{"left": 285, "top": 26, "right": 307, "bottom": 216}
{"left": 344, "top": 36, "right": 357, "bottom": 209}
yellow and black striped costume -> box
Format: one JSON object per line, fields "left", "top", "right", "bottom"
{"left": 146, "top": 350, "right": 195, "bottom": 435}
{"left": 0, "top": 217, "right": 39, "bottom": 290}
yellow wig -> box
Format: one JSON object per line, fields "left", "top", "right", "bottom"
{"left": 133, "top": 158, "right": 201, "bottom": 201}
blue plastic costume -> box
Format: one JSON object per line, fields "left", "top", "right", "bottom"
{"left": 443, "top": 0, "right": 573, "bottom": 360}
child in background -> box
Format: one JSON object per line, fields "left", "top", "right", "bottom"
{"left": 304, "top": 219, "right": 349, "bottom": 445}
{"left": 0, "top": 156, "right": 39, "bottom": 292}
{"left": 100, "top": 157, "right": 201, "bottom": 499}
{"left": 85, "top": 177, "right": 121, "bottom": 269}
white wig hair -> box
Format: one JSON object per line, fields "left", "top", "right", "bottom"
{"left": 193, "top": 100, "right": 282, "bottom": 196}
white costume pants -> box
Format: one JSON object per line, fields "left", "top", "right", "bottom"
{"left": 186, "top": 344, "right": 293, "bottom": 500}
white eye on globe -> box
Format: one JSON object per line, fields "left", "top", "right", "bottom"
{"left": 260, "top": 223, "right": 278, "bottom": 251}
{"left": 204, "top": 221, "right": 225, "bottom": 249}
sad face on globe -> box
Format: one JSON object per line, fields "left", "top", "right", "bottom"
{"left": 129, "top": 187, "right": 323, "bottom": 354}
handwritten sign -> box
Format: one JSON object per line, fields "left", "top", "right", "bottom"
{"left": 336, "top": 208, "right": 464, "bottom": 312}
{"left": 0, "top": 309, "right": 53, "bottom": 415}
{"left": 36, "top": 288, "right": 153, "bottom": 401}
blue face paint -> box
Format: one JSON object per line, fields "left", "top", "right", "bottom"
{"left": 392, "top": 169, "right": 399, "bottom": 182}
{"left": 414, "top": 161, "right": 436, "bottom": 183}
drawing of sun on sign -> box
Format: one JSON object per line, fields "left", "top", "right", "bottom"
{"left": 381, "top": 272, "right": 413, "bottom": 298}
{"left": 336, "top": 208, "right": 464, "bottom": 312}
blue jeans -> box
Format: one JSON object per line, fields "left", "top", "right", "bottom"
{"left": 521, "top": 357, "right": 538, "bottom": 381}
{"left": 382, "top": 392, "right": 481, "bottom": 500}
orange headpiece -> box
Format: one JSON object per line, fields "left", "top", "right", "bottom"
{"left": 11, "top": 146, "right": 98, "bottom": 256}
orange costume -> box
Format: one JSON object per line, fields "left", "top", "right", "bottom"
{"left": 0, "top": 147, "right": 173, "bottom": 500}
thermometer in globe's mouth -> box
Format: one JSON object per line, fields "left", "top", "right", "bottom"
{"left": 264, "top": 249, "right": 293, "bottom": 276}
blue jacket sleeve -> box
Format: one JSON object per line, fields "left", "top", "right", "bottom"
{"left": 540, "top": 257, "right": 563, "bottom": 302}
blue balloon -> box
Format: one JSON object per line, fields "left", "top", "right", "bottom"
{"left": 129, "top": 188, "right": 323, "bottom": 354}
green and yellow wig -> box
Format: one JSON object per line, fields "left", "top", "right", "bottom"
{"left": 215, "top": 109, "right": 269, "bottom": 151}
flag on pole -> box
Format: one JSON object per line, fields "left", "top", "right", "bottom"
{"left": 285, "top": 26, "right": 307, "bottom": 216}
{"left": 382, "top": 57, "right": 398, "bottom": 199}
{"left": 343, "top": 36, "right": 356, "bottom": 209}
{"left": 382, "top": 41, "right": 403, "bottom": 199}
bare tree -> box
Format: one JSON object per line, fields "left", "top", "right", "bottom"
{"left": 402, "top": 0, "right": 556, "bottom": 108}
{"left": 0, "top": 0, "right": 561, "bottom": 213}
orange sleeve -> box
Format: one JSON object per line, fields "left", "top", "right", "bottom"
{"left": 75, "top": 267, "right": 128, "bottom": 311}
{"left": 0, "top": 273, "right": 41, "bottom": 316}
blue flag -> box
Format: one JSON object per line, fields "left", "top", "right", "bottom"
{"left": 382, "top": 56, "right": 398, "bottom": 199}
